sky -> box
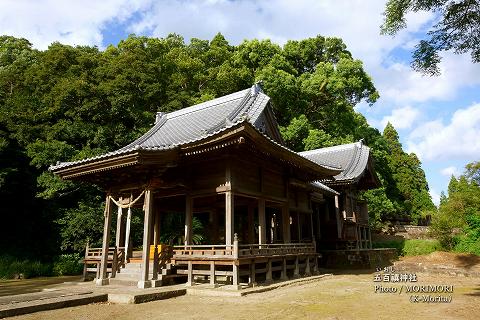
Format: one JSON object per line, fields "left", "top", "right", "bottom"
{"left": 1, "top": 0, "right": 479, "bottom": 205}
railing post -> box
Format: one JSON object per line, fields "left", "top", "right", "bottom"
{"left": 111, "top": 247, "right": 118, "bottom": 278}
{"left": 232, "top": 233, "right": 240, "bottom": 289}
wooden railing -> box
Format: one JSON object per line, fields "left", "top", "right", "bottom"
{"left": 83, "top": 245, "right": 125, "bottom": 280}
{"left": 172, "top": 242, "right": 315, "bottom": 260}
{"left": 238, "top": 243, "right": 316, "bottom": 257}
{"left": 173, "top": 245, "right": 234, "bottom": 259}
{"left": 172, "top": 236, "right": 319, "bottom": 288}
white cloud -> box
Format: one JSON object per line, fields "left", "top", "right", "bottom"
{"left": 440, "top": 166, "right": 458, "bottom": 177}
{"left": 380, "top": 106, "right": 420, "bottom": 130}
{"left": 0, "top": 0, "right": 150, "bottom": 49}
{"left": 407, "top": 103, "right": 480, "bottom": 161}
{"left": 429, "top": 188, "right": 441, "bottom": 207}
{"left": 376, "top": 53, "right": 480, "bottom": 105}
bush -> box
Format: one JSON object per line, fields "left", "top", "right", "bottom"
{"left": 0, "top": 255, "right": 53, "bottom": 279}
{"left": 52, "top": 253, "right": 83, "bottom": 276}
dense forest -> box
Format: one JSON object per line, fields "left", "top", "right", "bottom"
{"left": 0, "top": 33, "right": 435, "bottom": 260}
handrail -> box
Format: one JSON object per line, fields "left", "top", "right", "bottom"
{"left": 173, "top": 245, "right": 234, "bottom": 249}
{"left": 172, "top": 242, "right": 316, "bottom": 259}
{"left": 84, "top": 246, "right": 125, "bottom": 277}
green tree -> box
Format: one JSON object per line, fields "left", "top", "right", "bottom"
{"left": 381, "top": 0, "right": 480, "bottom": 75}
{"left": 382, "top": 123, "right": 435, "bottom": 223}
{"left": 430, "top": 168, "right": 480, "bottom": 252}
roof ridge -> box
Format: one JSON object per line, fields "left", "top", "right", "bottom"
{"left": 166, "top": 89, "right": 248, "bottom": 120}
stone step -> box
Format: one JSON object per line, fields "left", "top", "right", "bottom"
{"left": 123, "top": 262, "right": 172, "bottom": 270}
{"left": 110, "top": 274, "right": 184, "bottom": 287}
{"left": 115, "top": 273, "right": 165, "bottom": 281}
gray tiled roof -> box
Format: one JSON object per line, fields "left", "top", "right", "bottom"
{"left": 50, "top": 84, "right": 283, "bottom": 171}
{"left": 311, "top": 181, "right": 339, "bottom": 195}
{"left": 299, "top": 141, "right": 371, "bottom": 184}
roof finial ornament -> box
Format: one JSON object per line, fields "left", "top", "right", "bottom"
{"left": 251, "top": 81, "right": 263, "bottom": 95}
{"left": 155, "top": 112, "right": 165, "bottom": 124}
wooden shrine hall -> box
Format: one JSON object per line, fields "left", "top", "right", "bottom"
{"left": 50, "top": 83, "right": 379, "bottom": 289}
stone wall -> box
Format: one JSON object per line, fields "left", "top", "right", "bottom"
{"left": 393, "top": 225, "right": 430, "bottom": 239}
{"left": 319, "top": 249, "right": 398, "bottom": 269}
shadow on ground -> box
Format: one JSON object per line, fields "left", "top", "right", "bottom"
{"left": 0, "top": 276, "right": 82, "bottom": 297}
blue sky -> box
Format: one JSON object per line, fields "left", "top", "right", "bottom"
{"left": 1, "top": 0, "right": 479, "bottom": 204}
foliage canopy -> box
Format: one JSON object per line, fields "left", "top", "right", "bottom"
{"left": 0, "top": 33, "right": 432, "bottom": 257}
{"left": 381, "top": 0, "right": 480, "bottom": 75}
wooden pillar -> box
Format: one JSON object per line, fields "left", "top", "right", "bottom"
{"left": 258, "top": 199, "right": 266, "bottom": 245}
{"left": 211, "top": 209, "right": 219, "bottom": 244}
{"left": 282, "top": 205, "right": 290, "bottom": 243}
{"left": 249, "top": 261, "right": 256, "bottom": 287}
{"left": 138, "top": 189, "right": 154, "bottom": 289}
{"left": 334, "top": 195, "right": 342, "bottom": 239}
{"left": 293, "top": 256, "right": 300, "bottom": 278}
{"left": 305, "top": 256, "right": 311, "bottom": 276}
{"left": 124, "top": 207, "right": 132, "bottom": 264}
{"left": 186, "top": 261, "right": 193, "bottom": 286}
{"left": 355, "top": 225, "right": 360, "bottom": 250}
{"left": 225, "top": 191, "right": 234, "bottom": 246}
{"left": 115, "top": 200, "right": 123, "bottom": 249}
{"left": 184, "top": 195, "right": 193, "bottom": 245}
{"left": 281, "top": 258, "right": 288, "bottom": 280}
{"left": 247, "top": 203, "right": 255, "bottom": 244}
{"left": 210, "top": 261, "right": 217, "bottom": 287}
{"left": 297, "top": 212, "right": 301, "bottom": 242}
{"left": 368, "top": 228, "right": 372, "bottom": 249}
{"left": 265, "top": 259, "right": 273, "bottom": 284}
{"left": 363, "top": 227, "right": 368, "bottom": 249}
{"left": 315, "top": 206, "right": 321, "bottom": 240}
{"left": 151, "top": 207, "right": 162, "bottom": 287}
{"left": 96, "top": 195, "right": 113, "bottom": 286}
{"left": 310, "top": 212, "right": 314, "bottom": 240}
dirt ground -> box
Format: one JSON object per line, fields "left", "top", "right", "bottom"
{"left": 398, "top": 251, "right": 480, "bottom": 271}
{"left": 9, "top": 271, "right": 480, "bottom": 320}
{"left": 0, "top": 276, "right": 82, "bottom": 297}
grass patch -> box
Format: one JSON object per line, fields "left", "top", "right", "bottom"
{"left": 402, "top": 239, "right": 441, "bottom": 256}
{"left": 373, "top": 239, "right": 441, "bottom": 256}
